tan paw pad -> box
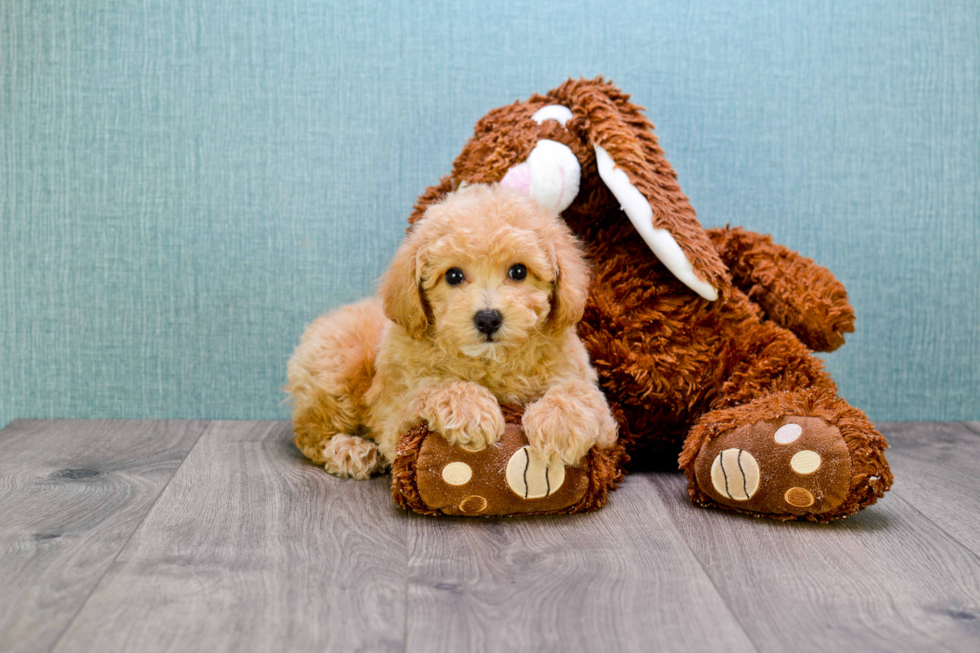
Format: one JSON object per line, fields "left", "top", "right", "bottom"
{"left": 790, "top": 450, "right": 821, "bottom": 474}
{"left": 458, "top": 495, "right": 488, "bottom": 514}
{"left": 441, "top": 461, "right": 473, "bottom": 485}
{"left": 710, "top": 449, "right": 760, "bottom": 501}
{"left": 506, "top": 446, "right": 565, "bottom": 499}
{"left": 785, "top": 487, "right": 815, "bottom": 508}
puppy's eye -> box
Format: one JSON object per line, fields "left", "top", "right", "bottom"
{"left": 508, "top": 264, "right": 527, "bottom": 281}
{"left": 445, "top": 268, "right": 465, "bottom": 286}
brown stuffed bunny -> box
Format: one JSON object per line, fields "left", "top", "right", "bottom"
{"left": 392, "top": 78, "right": 892, "bottom": 522}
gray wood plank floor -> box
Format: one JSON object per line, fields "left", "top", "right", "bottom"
{"left": 1, "top": 419, "right": 978, "bottom": 653}
{"left": 0, "top": 421, "right": 208, "bottom": 653}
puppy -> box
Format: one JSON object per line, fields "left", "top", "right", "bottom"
{"left": 286, "top": 184, "right": 618, "bottom": 479}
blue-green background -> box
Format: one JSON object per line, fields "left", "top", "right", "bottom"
{"left": 2, "top": 0, "right": 978, "bottom": 427}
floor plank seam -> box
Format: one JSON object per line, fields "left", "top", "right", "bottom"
{"left": 400, "top": 509, "right": 410, "bottom": 653}
{"left": 888, "top": 490, "right": 980, "bottom": 566}
{"left": 639, "top": 475, "right": 762, "bottom": 653}
{"left": 43, "top": 420, "right": 212, "bottom": 653}
{"left": 960, "top": 422, "right": 980, "bottom": 437}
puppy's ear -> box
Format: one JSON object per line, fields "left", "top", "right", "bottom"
{"left": 550, "top": 78, "right": 728, "bottom": 301}
{"left": 548, "top": 223, "right": 591, "bottom": 331}
{"left": 380, "top": 230, "right": 429, "bottom": 340}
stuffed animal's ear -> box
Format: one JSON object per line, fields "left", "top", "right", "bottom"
{"left": 500, "top": 139, "right": 581, "bottom": 213}
{"left": 379, "top": 231, "right": 429, "bottom": 339}
{"left": 547, "top": 222, "right": 591, "bottom": 331}
{"left": 551, "top": 79, "right": 728, "bottom": 300}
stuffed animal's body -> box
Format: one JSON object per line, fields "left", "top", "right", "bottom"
{"left": 398, "top": 79, "right": 892, "bottom": 521}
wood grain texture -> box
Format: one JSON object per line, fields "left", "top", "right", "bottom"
{"left": 879, "top": 422, "right": 980, "bottom": 558}
{"left": 4, "top": 420, "right": 980, "bottom": 652}
{"left": 50, "top": 421, "right": 408, "bottom": 653}
{"left": 0, "top": 420, "right": 207, "bottom": 653}
{"left": 647, "top": 422, "right": 980, "bottom": 653}
{"left": 405, "top": 475, "right": 757, "bottom": 653}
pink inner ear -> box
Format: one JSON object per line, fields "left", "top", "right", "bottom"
{"left": 501, "top": 162, "right": 532, "bottom": 195}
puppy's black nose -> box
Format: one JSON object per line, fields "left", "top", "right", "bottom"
{"left": 474, "top": 309, "right": 503, "bottom": 336}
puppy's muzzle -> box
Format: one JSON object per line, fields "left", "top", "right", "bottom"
{"left": 474, "top": 309, "right": 503, "bottom": 338}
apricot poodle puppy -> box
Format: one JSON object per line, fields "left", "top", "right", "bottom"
{"left": 286, "top": 184, "right": 618, "bottom": 479}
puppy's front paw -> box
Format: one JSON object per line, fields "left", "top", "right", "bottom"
{"left": 419, "top": 382, "right": 505, "bottom": 452}
{"left": 522, "top": 386, "right": 617, "bottom": 466}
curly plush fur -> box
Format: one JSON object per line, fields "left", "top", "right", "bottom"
{"left": 402, "top": 78, "right": 892, "bottom": 521}
{"left": 287, "top": 184, "right": 617, "bottom": 478}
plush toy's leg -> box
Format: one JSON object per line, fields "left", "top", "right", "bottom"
{"left": 392, "top": 405, "right": 626, "bottom": 517}
{"left": 285, "top": 298, "right": 387, "bottom": 478}
{"left": 678, "top": 327, "right": 892, "bottom": 521}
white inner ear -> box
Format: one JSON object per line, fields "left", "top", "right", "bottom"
{"left": 532, "top": 105, "right": 574, "bottom": 126}
{"left": 594, "top": 145, "right": 718, "bottom": 301}
{"left": 502, "top": 140, "right": 581, "bottom": 213}
{"left": 526, "top": 140, "right": 580, "bottom": 212}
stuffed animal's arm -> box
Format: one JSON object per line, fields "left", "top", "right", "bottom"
{"left": 707, "top": 227, "right": 855, "bottom": 352}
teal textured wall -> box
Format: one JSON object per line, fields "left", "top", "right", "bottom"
{"left": 2, "top": 0, "right": 978, "bottom": 427}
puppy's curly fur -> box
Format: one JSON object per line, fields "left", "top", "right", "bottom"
{"left": 286, "top": 184, "right": 618, "bottom": 478}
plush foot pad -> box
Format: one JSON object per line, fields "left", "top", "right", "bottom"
{"left": 392, "top": 405, "right": 624, "bottom": 517}
{"left": 692, "top": 416, "right": 852, "bottom": 517}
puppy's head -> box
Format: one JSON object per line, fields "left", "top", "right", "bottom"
{"left": 380, "top": 184, "right": 589, "bottom": 358}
